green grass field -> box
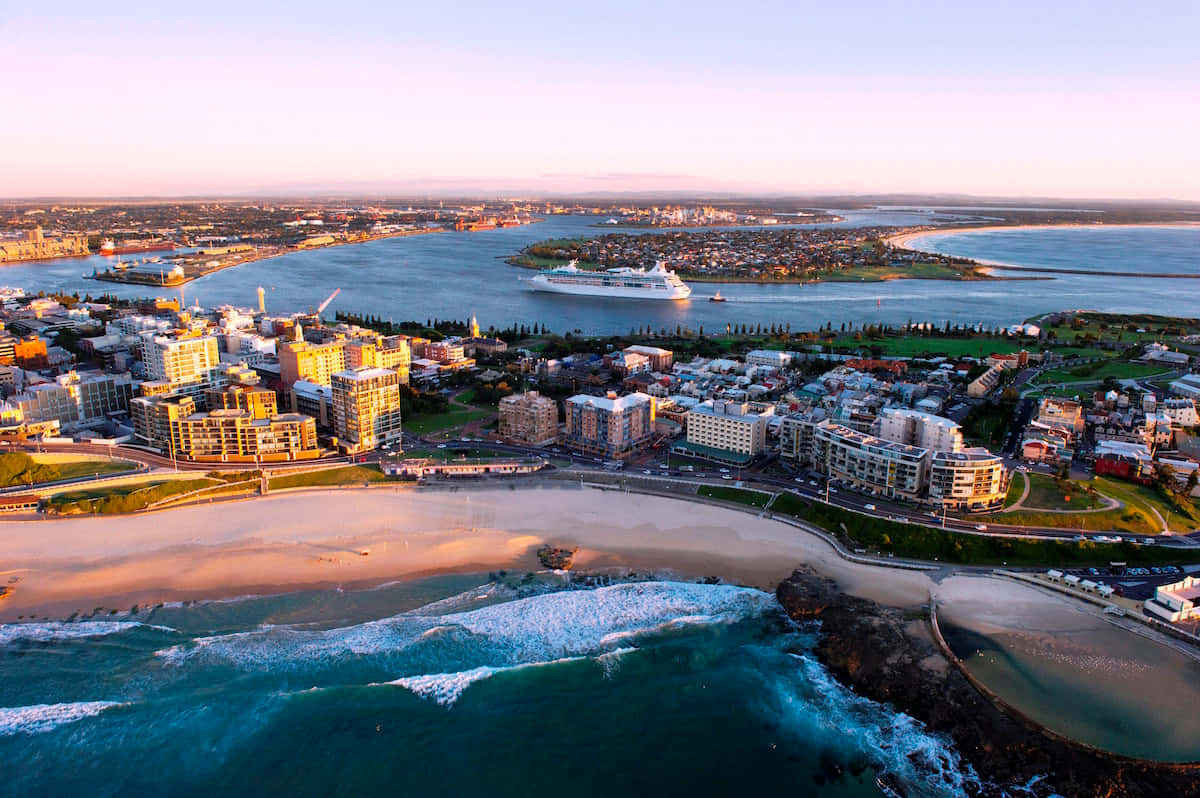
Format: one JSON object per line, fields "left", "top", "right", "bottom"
{"left": 49, "top": 459, "right": 137, "bottom": 482}
{"left": 1094, "top": 477, "right": 1200, "bottom": 534}
{"left": 1019, "top": 473, "right": 1105, "bottom": 511}
{"left": 1002, "top": 472, "right": 1026, "bottom": 509}
{"left": 404, "top": 408, "right": 493, "bottom": 436}
{"left": 697, "top": 485, "right": 771, "bottom": 507}
{"left": 48, "top": 478, "right": 218, "bottom": 515}
{"left": 770, "top": 492, "right": 1200, "bottom": 567}
{"left": 269, "top": 465, "right": 388, "bottom": 491}
{"left": 1034, "top": 360, "right": 1173, "bottom": 385}
{"left": 829, "top": 335, "right": 1028, "bottom": 358}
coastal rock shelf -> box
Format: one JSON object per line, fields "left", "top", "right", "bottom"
{"left": 775, "top": 567, "right": 1200, "bottom": 797}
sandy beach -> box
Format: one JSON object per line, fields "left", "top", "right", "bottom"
{"left": 0, "top": 484, "right": 939, "bottom": 619}
{"left": 886, "top": 221, "right": 1200, "bottom": 253}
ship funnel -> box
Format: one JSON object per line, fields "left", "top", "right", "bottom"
{"left": 257, "top": 286, "right": 266, "bottom": 314}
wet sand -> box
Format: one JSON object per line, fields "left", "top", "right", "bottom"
{"left": 937, "top": 574, "right": 1200, "bottom": 761}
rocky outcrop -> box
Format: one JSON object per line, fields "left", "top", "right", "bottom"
{"left": 776, "top": 567, "right": 1200, "bottom": 797}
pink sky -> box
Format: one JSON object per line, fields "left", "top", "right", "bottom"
{"left": 4, "top": 2, "right": 1198, "bottom": 199}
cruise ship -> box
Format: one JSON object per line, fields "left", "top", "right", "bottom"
{"left": 528, "top": 260, "right": 691, "bottom": 300}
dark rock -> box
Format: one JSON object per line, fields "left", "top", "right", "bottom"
{"left": 775, "top": 568, "right": 1200, "bottom": 797}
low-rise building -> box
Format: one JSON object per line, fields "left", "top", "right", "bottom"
{"left": 1145, "top": 576, "right": 1200, "bottom": 623}
{"left": 172, "top": 409, "right": 318, "bottom": 462}
{"left": 681, "top": 399, "right": 773, "bottom": 463}
{"left": 967, "top": 364, "right": 1002, "bottom": 398}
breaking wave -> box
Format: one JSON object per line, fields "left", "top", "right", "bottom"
{"left": 0, "top": 701, "right": 123, "bottom": 737}
{"left": 382, "top": 656, "right": 588, "bottom": 706}
{"left": 768, "top": 653, "right": 979, "bottom": 797}
{"left": 157, "top": 581, "right": 776, "bottom": 673}
{"left": 0, "top": 621, "right": 173, "bottom": 646}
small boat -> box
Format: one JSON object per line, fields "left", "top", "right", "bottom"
{"left": 709, "top": 291, "right": 727, "bottom": 303}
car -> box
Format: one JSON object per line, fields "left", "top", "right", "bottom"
{"left": 809, "top": 480, "right": 818, "bottom": 487}
{"left": 720, "top": 468, "right": 730, "bottom": 474}
{"left": 864, "top": 503, "right": 876, "bottom": 511}
{"left": 828, "top": 488, "right": 838, "bottom": 494}
{"left": 795, "top": 477, "right": 804, "bottom": 483}
{"left": 643, "top": 470, "right": 652, "bottom": 475}
{"left": 975, "top": 524, "right": 988, "bottom": 532}
{"left": 437, "top": 444, "right": 447, "bottom": 449}
{"left": 722, "top": 474, "right": 732, "bottom": 480}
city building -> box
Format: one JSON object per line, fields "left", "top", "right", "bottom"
{"left": 1169, "top": 373, "right": 1200, "bottom": 401}
{"left": 205, "top": 383, "right": 278, "bottom": 419}
{"left": 130, "top": 394, "right": 196, "bottom": 453}
{"left": 1145, "top": 576, "right": 1200, "bottom": 623}
{"left": 812, "top": 421, "right": 930, "bottom": 503}
{"left": 681, "top": 399, "right": 773, "bottom": 464}
{"left": 6, "top": 371, "right": 133, "bottom": 430}
{"left": 564, "top": 392, "right": 654, "bottom": 459}
{"left": 1162, "top": 397, "right": 1200, "bottom": 428}
{"left": 143, "top": 333, "right": 222, "bottom": 400}
{"left": 0, "top": 227, "right": 90, "bottom": 263}
{"left": 172, "top": 409, "right": 318, "bottom": 462}
{"left": 876, "top": 407, "right": 964, "bottom": 453}
{"left": 331, "top": 367, "right": 403, "bottom": 453}
{"left": 497, "top": 390, "right": 559, "bottom": 446}
{"left": 290, "top": 380, "right": 333, "bottom": 429}
{"left": 779, "top": 410, "right": 827, "bottom": 465}
{"left": 967, "top": 364, "right": 1002, "bottom": 398}
{"left": 623, "top": 345, "right": 673, "bottom": 372}
{"left": 278, "top": 330, "right": 347, "bottom": 387}
{"left": 745, "top": 349, "right": 792, "bottom": 370}
{"left": 927, "top": 450, "right": 1009, "bottom": 512}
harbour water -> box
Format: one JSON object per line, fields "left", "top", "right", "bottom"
{"left": 6, "top": 213, "right": 1199, "bottom": 335}
{"left": 0, "top": 576, "right": 977, "bottom": 796}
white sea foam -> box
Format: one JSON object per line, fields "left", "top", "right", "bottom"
{"left": 383, "top": 656, "right": 588, "bottom": 706}
{"left": 595, "top": 646, "right": 637, "bottom": 678}
{"left": 157, "top": 581, "right": 774, "bottom": 672}
{"left": 772, "top": 653, "right": 979, "bottom": 797}
{"left": 0, "top": 621, "right": 173, "bottom": 646}
{"left": 0, "top": 701, "right": 123, "bottom": 736}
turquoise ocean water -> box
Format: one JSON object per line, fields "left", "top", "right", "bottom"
{"left": 1, "top": 576, "right": 977, "bottom": 796}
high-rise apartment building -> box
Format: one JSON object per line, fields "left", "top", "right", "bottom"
{"left": 143, "top": 334, "right": 221, "bottom": 399}
{"left": 278, "top": 336, "right": 347, "bottom": 387}
{"left": 331, "top": 367, "right": 403, "bottom": 453}
{"left": 684, "top": 400, "right": 773, "bottom": 462}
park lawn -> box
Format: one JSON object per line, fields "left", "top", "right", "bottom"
{"left": 404, "top": 408, "right": 493, "bottom": 436}
{"left": 1034, "top": 360, "right": 1173, "bottom": 385}
{"left": 697, "top": 485, "right": 771, "bottom": 508}
{"left": 269, "top": 465, "right": 388, "bottom": 491}
{"left": 831, "top": 335, "right": 1027, "bottom": 359}
{"left": 979, "top": 504, "right": 1159, "bottom": 536}
{"left": 1021, "top": 473, "right": 1104, "bottom": 511}
{"left": 49, "top": 459, "right": 137, "bottom": 481}
{"left": 1002, "top": 472, "right": 1026, "bottom": 509}
{"left": 1094, "top": 476, "right": 1200, "bottom": 534}
{"left": 48, "top": 477, "right": 218, "bottom": 515}
{"left": 455, "top": 388, "right": 476, "bottom": 404}
{"left": 768, "top": 492, "right": 1200, "bottom": 567}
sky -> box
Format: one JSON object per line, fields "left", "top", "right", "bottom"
{"left": 2, "top": 0, "right": 1199, "bottom": 199}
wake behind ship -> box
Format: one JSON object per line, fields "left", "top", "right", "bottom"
{"left": 528, "top": 260, "right": 691, "bottom": 300}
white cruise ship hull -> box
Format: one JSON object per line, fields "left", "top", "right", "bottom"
{"left": 528, "top": 276, "right": 691, "bottom": 300}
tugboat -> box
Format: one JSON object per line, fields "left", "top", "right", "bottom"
{"left": 709, "top": 290, "right": 727, "bottom": 303}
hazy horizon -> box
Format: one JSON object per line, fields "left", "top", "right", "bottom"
{"left": 5, "top": 1, "right": 1198, "bottom": 199}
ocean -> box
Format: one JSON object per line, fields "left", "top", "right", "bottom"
{"left": 1, "top": 575, "right": 977, "bottom": 797}
{"left": 5, "top": 214, "right": 1198, "bottom": 336}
